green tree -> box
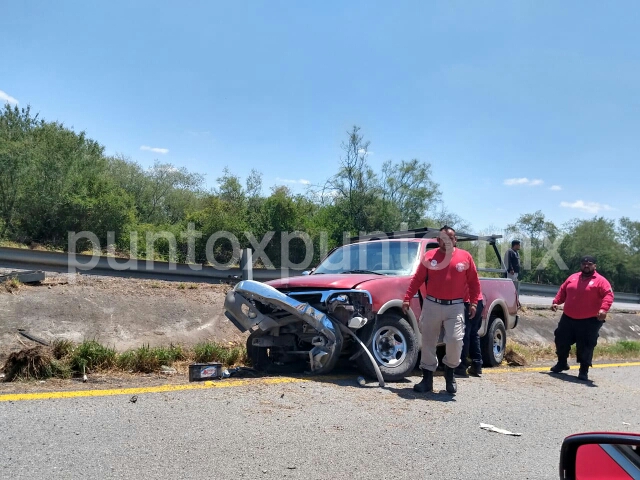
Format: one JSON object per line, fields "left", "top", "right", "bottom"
{"left": 380, "top": 158, "right": 441, "bottom": 227}
{"left": 0, "top": 105, "right": 42, "bottom": 237}
{"left": 559, "top": 217, "right": 628, "bottom": 290}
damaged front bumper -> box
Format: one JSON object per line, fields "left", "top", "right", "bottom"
{"left": 224, "top": 280, "right": 373, "bottom": 374}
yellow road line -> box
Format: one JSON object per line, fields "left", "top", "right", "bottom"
{"left": 483, "top": 361, "right": 640, "bottom": 374}
{"left": 2, "top": 362, "right": 639, "bottom": 402}
{"left": 0, "top": 376, "right": 307, "bottom": 402}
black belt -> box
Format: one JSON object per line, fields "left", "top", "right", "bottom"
{"left": 426, "top": 295, "right": 464, "bottom": 305}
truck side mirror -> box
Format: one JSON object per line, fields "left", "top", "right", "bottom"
{"left": 559, "top": 432, "right": 640, "bottom": 479}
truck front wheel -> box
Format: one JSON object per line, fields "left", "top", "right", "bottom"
{"left": 356, "top": 313, "right": 419, "bottom": 382}
{"left": 481, "top": 316, "right": 506, "bottom": 367}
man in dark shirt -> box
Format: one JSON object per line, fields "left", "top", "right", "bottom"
{"left": 506, "top": 240, "right": 521, "bottom": 282}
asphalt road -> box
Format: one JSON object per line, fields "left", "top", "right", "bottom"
{"left": 1, "top": 364, "right": 639, "bottom": 480}
{"left": 519, "top": 294, "right": 640, "bottom": 311}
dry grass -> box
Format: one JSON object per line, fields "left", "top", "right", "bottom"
{"left": 2, "top": 278, "right": 21, "bottom": 293}
{"left": 2, "top": 346, "right": 71, "bottom": 381}
{"left": 505, "top": 339, "right": 640, "bottom": 366}
{"left": 505, "top": 339, "right": 556, "bottom": 365}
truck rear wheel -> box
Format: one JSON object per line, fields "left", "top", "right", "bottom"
{"left": 481, "top": 316, "right": 506, "bottom": 367}
{"left": 356, "top": 313, "right": 419, "bottom": 382}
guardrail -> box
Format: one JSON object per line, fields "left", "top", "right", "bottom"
{"left": 518, "top": 282, "right": 640, "bottom": 303}
{"left": 1, "top": 247, "right": 639, "bottom": 303}
{"left": 0, "top": 247, "right": 306, "bottom": 284}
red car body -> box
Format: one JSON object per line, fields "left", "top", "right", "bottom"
{"left": 267, "top": 237, "right": 519, "bottom": 368}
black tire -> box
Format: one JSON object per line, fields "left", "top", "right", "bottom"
{"left": 356, "top": 313, "right": 419, "bottom": 382}
{"left": 246, "top": 329, "right": 269, "bottom": 370}
{"left": 481, "top": 316, "right": 506, "bottom": 367}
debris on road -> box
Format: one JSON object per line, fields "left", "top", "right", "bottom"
{"left": 623, "top": 422, "right": 631, "bottom": 426}
{"left": 2, "top": 346, "right": 55, "bottom": 381}
{"left": 188, "top": 363, "right": 224, "bottom": 381}
{"left": 0, "top": 270, "right": 46, "bottom": 285}
{"left": 504, "top": 349, "right": 527, "bottom": 367}
{"left": 129, "top": 395, "right": 138, "bottom": 403}
{"left": 17, "top": 329, "right": 50, "bottom": 346}
{"left": 356, "top": 376, "right": 366, "bottom": 386}
{"left": 224, "top": 367, "right": 259, "bottom": 378}
{"left": 480, "top": 423, "right": 522, "bottom": 436}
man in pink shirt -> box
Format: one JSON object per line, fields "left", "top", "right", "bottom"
{"left": 550, "top": 255, "right": 614, "bottom": 381}
{"left": 402, "top": 226, "right": 481, "bottom": 394}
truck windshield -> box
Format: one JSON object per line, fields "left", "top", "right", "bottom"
{"left": 313, "top": 241, "right": 420, "bottom": 276}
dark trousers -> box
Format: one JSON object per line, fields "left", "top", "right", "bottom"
{"left": 554, "top": 314, "right": 604, "bottom": 368}
{"left": 461, "top": 300, "right": 484, "bottom": 367}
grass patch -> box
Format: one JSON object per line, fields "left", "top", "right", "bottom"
{"left": 2, "top": 340, "right": 245, "bottom": 382}
{"left": 505, "top": 339, "right": 640, "bottom": 366}
{"left": 505, "top": 339, "right": 555, "bottom": 365}
{"left": 69, "top": 340, "right": 117, "bottom": 373}
{"left": 592, "top": 340, "right": 640, "bottom": 359}
{"left": 51, "top": 338, "right": 75, "bottom": 359}
{"left": 3, "top": 278, "right": 21, "bottom": 293}
{"left": 193, "top": 341, "right": 247, "bottom": 366}
{"left": 118, "top": 344, "right": 187, "bottom": 373}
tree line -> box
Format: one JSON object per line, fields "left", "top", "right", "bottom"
{"left": 1, "top": 104, "right": 638, "bottom": 292}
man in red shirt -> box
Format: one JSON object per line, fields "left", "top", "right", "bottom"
{"left": 402, "top": 226, "right": 481, "bottom": 394}
{"left": 550, "top": 255, "right": 614, "bottom": 381}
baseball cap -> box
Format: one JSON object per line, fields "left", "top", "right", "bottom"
{"left": 580, "top": 255, "right": 596, "bottom": 264}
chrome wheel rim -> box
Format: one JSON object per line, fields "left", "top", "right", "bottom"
{"left": 372, "top": 326, "right": 408, "bottom": 368}
{"left": 493, "top": 329, "right": 505, "bottom": 361}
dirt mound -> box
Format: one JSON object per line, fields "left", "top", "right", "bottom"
{"left": 504, "top": 349, "right": 527, "bottom": 366}
{"left": 2, "top": 346, "right": 61, "bottom": 381}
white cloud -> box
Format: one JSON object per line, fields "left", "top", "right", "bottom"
{"left": 276, "top": 177, "right": 311, "bottom": 185}
{"left": 0, "top": 90, "right": 19, "bottom": 105}
{"left": 140, "top": 145, "right": 169, "bottom": 154}
{"left": 560, "top": 200, "right": 613, "bottom": 214}
{"left": 550, "top": 185, "right": 562, "bottom": 191}
{"left": 503, "top": 177, "right": 544, "bottom": 187}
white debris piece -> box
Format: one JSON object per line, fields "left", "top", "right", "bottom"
{"left": 623, "top": 422, "right": 631, "bottom": 426}
{"left": 480, "top": 423, "right": 522, "bottom": 436}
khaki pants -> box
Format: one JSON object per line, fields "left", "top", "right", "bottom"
{"left": 419, "top": 300, "right": 465, "bottom": 372}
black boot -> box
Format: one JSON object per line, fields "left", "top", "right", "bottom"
{"left": 468, "top": 362, "right": 482, "bottom": 377}
{"left": 413, "top": 369, "right": 433, "bottom": 393}
{"left": 578, "top": 365, "right": 589, "bottom": 381}
{"left": 444, "top": 366, "right": 457, "bottom": 394}
{"left": 454, "top": 364, "right": 469, "bottom": 377}
{"left": 550, "top": 360, "right": 570, "bottom": 373}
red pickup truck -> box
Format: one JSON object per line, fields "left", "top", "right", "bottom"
{"left": 224, "top": 228, "right": 519, "bottom": 381}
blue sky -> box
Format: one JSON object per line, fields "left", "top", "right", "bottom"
{"left": 2, "top": 1, "right": 639, "bottom": 234}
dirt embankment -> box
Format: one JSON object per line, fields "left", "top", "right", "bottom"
{"left": 1, "top": 271, "right": 639, "bottom": 363}
{"left": 0, "top": 272, "right": 247, "bottom": 363}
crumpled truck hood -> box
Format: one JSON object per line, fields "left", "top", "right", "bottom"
{"left": 267, "top": 274, "right": 382, "bottom": 290}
